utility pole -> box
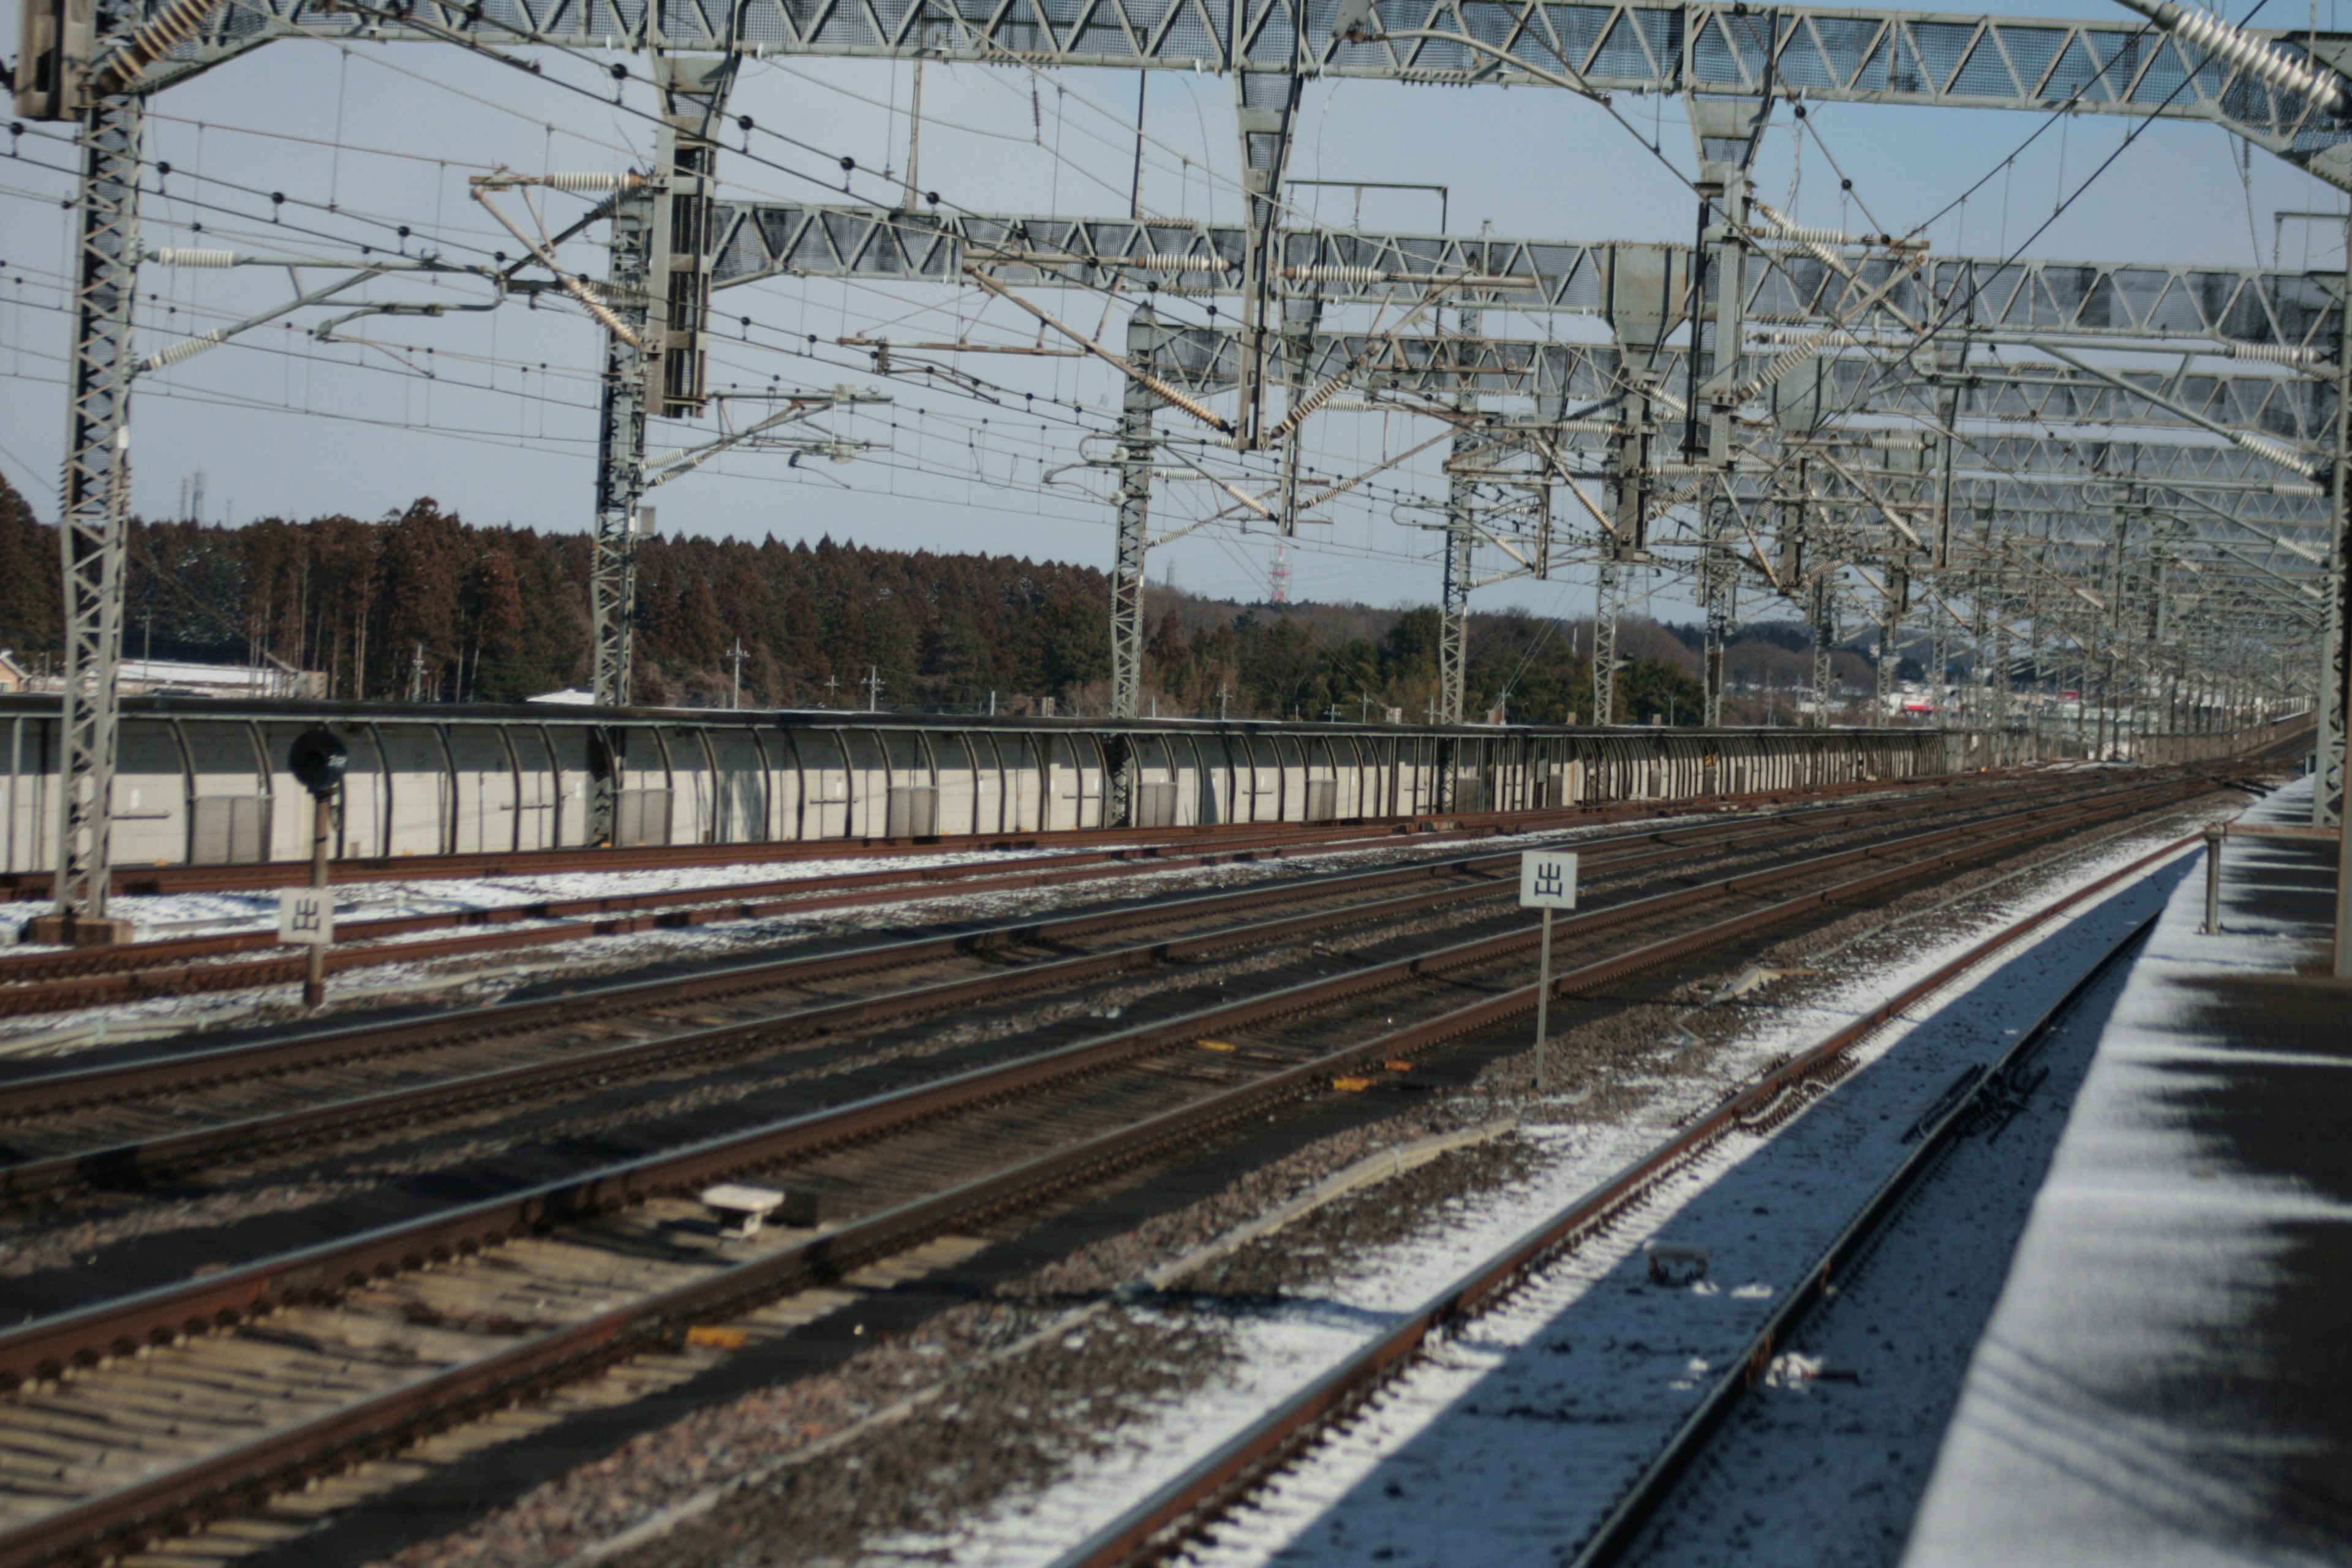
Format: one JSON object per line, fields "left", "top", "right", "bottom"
{"left": 1809, "top": 575, "right": 1836, "bottom": 729}
{"left": 584, "top": 55, "right": 731, "bottom": 845}
{"left": 1593, "top": 559, "right": 1626, "bottom": 728}
{"left": 28, "top": 10, "right": 143, "bottom": 945}
{"left": 1230, "top": 66, "right": 1301, "bottom": 450}
{"left": 729, "top": 635, "right": 746, "bottom": 709}
{"left": 867, "top": 665, "right": 882, "bottom": 711}
{"left": 1700, "top": 496, "right": 1733, "bottom": 728}
{"left": 1597, "top": 244, "right": 1677, "bottom": 734}
{"left": 590, "top": 174, "right": 655, "bottom": 714}
{"left": 1108, "top": 306, "right": 1166, "bottom": 723}
{"left": 2321, "top": 214, "right": 2352, "bottom": 839}
{"left": 1437, "top": 419, "right": 1478, "bottom": 729}
{"left": 1106, "top": 306, "right": 1169, "bottom": 828}
{"left": 409, "top": 643, "right": 426, "bottom": 703}
{"left": 1876, "top": 564, "right": 1904, "bottom": 726}
{"left": 900, "top": 58, "right": 926, "bottom": 211}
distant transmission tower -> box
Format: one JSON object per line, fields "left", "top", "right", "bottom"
{"left": 1269, "top": 542, "right": 1292, "bottom": 605}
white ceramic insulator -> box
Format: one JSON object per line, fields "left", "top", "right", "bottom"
{"left": 2236, "top": 429, "right": 2321, "bottom": 476}
{"left": 1115, "top": 253, "right": 1235, "bottom": 273}
{"left": 1736, "top": 330, "right": 1846, "bottom": 401}
{"left": 149, "top": 249, "right": 239, "bottom": 268}
{"left": 2226, "top": 341, "right": 2325, "bottom": 367}
{"left": 145, "top": 330, "right": 227, "bottom": 370}
{"left": 2158, "top": 3, "right": 2345, "bottom": 113}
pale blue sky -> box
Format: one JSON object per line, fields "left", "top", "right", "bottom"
{"left": 0, "top": 0, "right": 2342, "bottom": 628}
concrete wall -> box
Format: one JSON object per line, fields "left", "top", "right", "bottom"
{"left": 0, "top": 696, "right": 2282, "bottom": 874}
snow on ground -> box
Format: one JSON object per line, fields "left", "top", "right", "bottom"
{"left": 1901, "top": 777, "right": 2343, "bottom": 1568}
{"left": 1613, "top": 910, "right": 2142, "bottom": 1567}
{"left": 2, "top": 847, "right": 1090, "bottom": 944}
{"left": 841, "top": 813, "right": 2226, "bottom": 1568}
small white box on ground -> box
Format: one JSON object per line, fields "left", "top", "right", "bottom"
{"left": 701, "top": 1183, "right": 788, "bottom": 1238}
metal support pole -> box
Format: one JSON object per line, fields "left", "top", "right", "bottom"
{"left": 1594, "top": 556, "right": 1624, "bottom": 727}
{"left": 1875, "top": 582, "right": 1900, "bottom": 726}
{"left": 2334, "top": 213, "right": 2352, "bottom": 973}
{"left": 1534, "top": 905, "right": 1554, "bottom": 1093}
{"left": 1231, "top": 69, "right": 1300, "bottom": 451}
{"left": 590, "top": 178, "right": 655, "bottom": 715}
{"left": 2204, "top": 823, "right": 2224, "bottom": 936}
{"left": 1105, "top": 307, "right": 1165, "bottom": 826}
{"left": 304, "top": 790, "right": 330, "bottom": 1008}
{"left": 1438, "top": 423, "right": 1476, "bottom": 728}
{"left": 40, "top": 91, "right": 142, "bottom": 946}
{"left": 592, "top": 55, "right": 730, "bottom": 720}
{"left": 1808, "top": 578, "right": 1834, "bottom": 729}
{"left": 1701, "top": 500, "right": 1730, "bottom": 727}
{"left": 1109, "top": 308, "right": 1161, "bottom": 723}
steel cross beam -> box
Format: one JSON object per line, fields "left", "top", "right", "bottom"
{"left": 119, "top": 0, "right": 2352, "bottom": 186}
{"left": 709, "top": 205, "right": 2348, "bottom": 354}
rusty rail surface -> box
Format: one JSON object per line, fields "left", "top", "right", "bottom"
{"left": 0, "top": 771, "right": 2113, "bottom": 1125}
{"left": 0, "top": 790, "right": 1977, "bottom": 1202}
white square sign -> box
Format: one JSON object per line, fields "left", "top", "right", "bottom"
{"left": 1518, "top": 850, "right": 1578, "bottom": 910}
{"left": 278, "top": 889, "right": 334, "bottom": 946}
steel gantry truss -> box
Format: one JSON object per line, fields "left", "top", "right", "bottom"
{"left": 14, "top": 0, "right": 2351, "bottom": 930}
{"left": 105, "top": 0, "right": 2352, "bottom": 187}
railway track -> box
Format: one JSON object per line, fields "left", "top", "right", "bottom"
{"left": 0, "top": 769, "right": 1957, "bottom": 906}
{"left": 0, "top": 768, "right": 2232, "bottom": 1568}
{"left": 0, "top": 774, "right": 1982, "bottom": 1017}
{"left": 0, "top": 772, "right": 2130, "bottom": 1212}
{"left": 1564, "top": 916, "right": 2161, "bottom": 1567}
{"left": 1039, "top": 835, "right": 2198, "bottom": 1568}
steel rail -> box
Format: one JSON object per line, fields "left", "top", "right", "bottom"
{"left": 1565, "top": 912, "right": 2168, "bottom": 1567}
{"left": 0, "top": 796, "right": 1934, "bottom": 1200}
{"left": 0, "top": 783, "right": 2215, "bottom": 1568}
{"left": 0, "top": 774, "right": 2098, "bottom": 1123}
{"left": 0, "top": 776, "right": 1973, "bottom": 1014}
{"left": 0, "top": 775, "right": 2201, "bottom": 1382}
{"left": 1041, "top": 833, "right": 2206, "bottom": 1568}
{"left": 0, "top": 777, "right": 2201, "bottom": 1385}
{"left": 0, "top": 791, "right": 1747, "bottom": 984}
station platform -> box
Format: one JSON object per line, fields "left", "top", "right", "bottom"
{"left": 1904, "top": 777, "right": 2352, "bottom": 1566}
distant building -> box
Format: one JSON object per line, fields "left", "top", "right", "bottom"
{"left": 0, "top": 651, "right": 28, "bottom": 693}
{"left": 26, "top": 658, "right": 325, "bottom": 700}
{"left": 527, "top": 688, "right": 597, "bottom": 706}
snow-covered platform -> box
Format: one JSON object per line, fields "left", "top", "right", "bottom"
{"left": 1906, "top": 777, "right": 2352, "bottom": 1567}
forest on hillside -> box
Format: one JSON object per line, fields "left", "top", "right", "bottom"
{"left": 0, "top": 477, "right": 1868, "bottom": 723}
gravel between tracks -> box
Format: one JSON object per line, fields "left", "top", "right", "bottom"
{"left": 310, "top": 790, "right": 2252, "bottom": 1568}
{"left": 0, "top": 807, "right": 1942, "bottom": 1279}
{"left": 0, "top": 818, "right": 1717, "bottom": 1060}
